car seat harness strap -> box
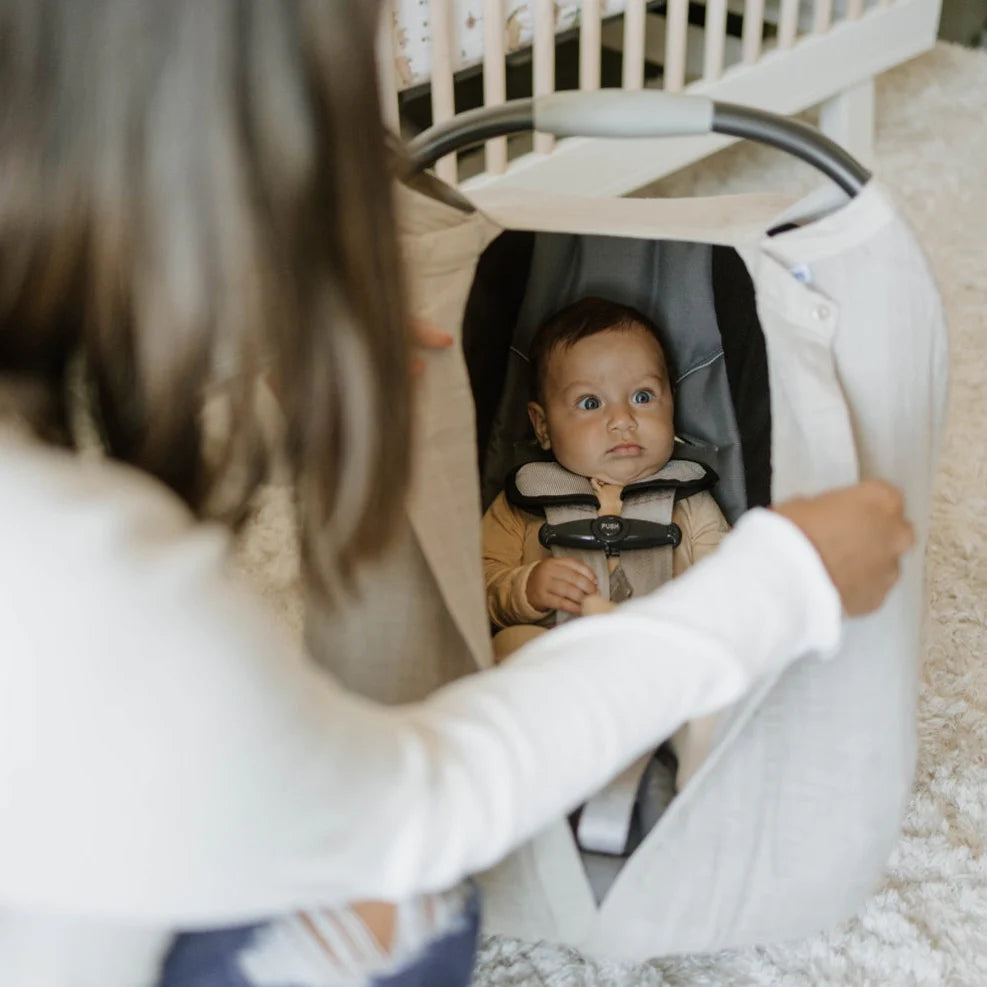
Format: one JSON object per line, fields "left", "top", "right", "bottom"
{"left": 506, "top": 457, "right": 717, "bottom": 857}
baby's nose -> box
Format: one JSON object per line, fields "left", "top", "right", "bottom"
{"left": 608, "top": 405, "right": 637, "bottom": 430}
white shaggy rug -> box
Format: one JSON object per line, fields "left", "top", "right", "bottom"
{"left": 472, "top": 42, "right": 987, "bottom": 987}
{"left": 235, "top": 41, "right": 987, "bottom": 987}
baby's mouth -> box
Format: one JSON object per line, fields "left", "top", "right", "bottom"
{"left": 608, "top": 443, "right": 643, "bottom": 457}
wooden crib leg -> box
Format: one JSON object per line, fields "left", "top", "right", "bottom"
{"left": 818, "top": 77, "right": 875, "bottom": 168}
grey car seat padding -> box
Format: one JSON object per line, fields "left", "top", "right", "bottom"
{"left": 470, "top": 231, "right": 770, "bottom": 895}
{"left": 462, "top": 230, "right": 535, "bottom": 470}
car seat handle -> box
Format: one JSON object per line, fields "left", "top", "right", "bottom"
{"left": 404, "top": 92, "right": 870, "bottom": 197}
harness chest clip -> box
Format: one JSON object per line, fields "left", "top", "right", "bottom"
{"left": 539, "top": 515, "right": 683, "bottom": 557}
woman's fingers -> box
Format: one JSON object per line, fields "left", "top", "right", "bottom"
{"left": 410, "top": 319, "right": 454, "bottom": 375}
{"left": 412, "top": 319, "right": 454, "bottom": 350}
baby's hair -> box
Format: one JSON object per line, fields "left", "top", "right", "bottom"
{"left": 528, "top": 297, "right": 671, "bottom": 402}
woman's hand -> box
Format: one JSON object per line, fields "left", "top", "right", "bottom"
{"left": 527, "top": 558, "right": 598, "bottom": 615}
{"left": 410, "top": 319, "right": 453, "bottom": 376}
{"left": 773, "top": 479, "right": 915, "bottom": 616}
{"left": 347, "top": 900, "right": 396, "bottom": 950}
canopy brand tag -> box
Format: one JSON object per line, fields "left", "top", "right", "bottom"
{"left": 790, "top": 263, "right": 813, "bottom": 285}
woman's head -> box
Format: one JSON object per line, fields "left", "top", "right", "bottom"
{"left": 0, "top": 0, "right": 410, "bottom": 598}
{"left": 527, "top": 297, "right": 676, "bottom": 485}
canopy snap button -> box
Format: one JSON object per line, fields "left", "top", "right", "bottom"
{"left": 812, "top": 303, "right": 831, "bottom": 321}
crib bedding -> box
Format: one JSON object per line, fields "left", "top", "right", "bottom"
{"left": 389, "top": 0, "right": 846, "bottom": 91}
{"left": 390, "top": 1, "right": 624, "bottom": 90}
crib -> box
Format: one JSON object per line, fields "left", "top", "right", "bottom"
{"left": 377, "top": 0, "right": 941, "bottom": 193}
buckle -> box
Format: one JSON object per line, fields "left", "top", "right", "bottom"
{"left": 539, "top": 515, "right": 682, "bottom": 558}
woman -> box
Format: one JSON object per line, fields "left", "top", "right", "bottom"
{"left": 0, "top": 1, "right": 913, "bottom": 984}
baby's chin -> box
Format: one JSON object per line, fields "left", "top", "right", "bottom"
{"left": 571, "top": 459, "right": 669, "bottom": 486}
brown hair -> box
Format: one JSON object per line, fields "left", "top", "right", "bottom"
{"left": 528, "top": 296, "right": 671, "bottom": 402}
{"left": 0, "top": 0, "right": 410, "bottom": 601}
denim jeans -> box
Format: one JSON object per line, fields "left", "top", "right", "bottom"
{"left": 157, "top": 887, "right": 480, "bottom": 987}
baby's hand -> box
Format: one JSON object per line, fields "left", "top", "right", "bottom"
{"left": 527, "top": 558, "right": 598, "bottom": 616}
{"left": 580, "top": 593, "right": 616, "bottom": 617}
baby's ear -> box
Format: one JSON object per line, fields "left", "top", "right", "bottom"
{"left": 527, "top": 402, "right": 551, "bottom": 450}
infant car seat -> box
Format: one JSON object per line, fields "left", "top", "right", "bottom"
{"left": 306, "top": 93, "right": 947, "bottom": 959}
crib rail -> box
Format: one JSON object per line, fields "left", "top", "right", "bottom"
{"left": 381, "top": 0, "right": 940, "bottom": 193}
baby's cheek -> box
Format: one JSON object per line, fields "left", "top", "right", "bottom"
{"left": 549, "top": 429, "right": 585, "bottom": 469}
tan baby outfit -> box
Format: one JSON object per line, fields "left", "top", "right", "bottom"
{"left": 482, "top": 484, "right": 730, "bottom": 631}
{"left": 482, "top": 473, "right": 730, "bottom": 786}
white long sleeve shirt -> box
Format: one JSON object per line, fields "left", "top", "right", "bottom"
{"left": 0, "top": 427, "right": 841, "bottom": 985}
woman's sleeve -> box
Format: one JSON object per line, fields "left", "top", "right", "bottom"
{"left": 0, "top": 456, "right": 840, "bottom": 928}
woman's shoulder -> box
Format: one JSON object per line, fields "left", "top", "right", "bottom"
{"left": 0, "top": 426, "right": 238, "bottom": 633}
{"left": 0, "top": 426, "right": 204, "bottom": 552}
{"left": 0, "top": 428, "right": 322, "bottom": 922}
{"left": 0, "top": 429, "right": 280, "bottom": 684}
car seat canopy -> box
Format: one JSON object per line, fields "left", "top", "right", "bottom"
{"left": 313, "top": 177, "right": 947, "bottom": 959}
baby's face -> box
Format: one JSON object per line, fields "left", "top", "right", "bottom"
{"left": 528, "top": 324, "right": 675, "bottom": 486}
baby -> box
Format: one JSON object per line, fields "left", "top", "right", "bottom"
{"left": 481, "top": 296, "right": 731, "bottom": 784}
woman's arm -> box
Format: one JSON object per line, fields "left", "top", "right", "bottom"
{"left": 0, "top": 441, "right": 906, "bottom": 926}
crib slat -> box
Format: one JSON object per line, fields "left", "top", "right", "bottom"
{"left": 846, "top": 0, "right": 865, "bottom": 18}
{"left": 813, "top": 0, "right": 833, "bottom": 33}
{"left": 428, "top": 0, "right": 457, "bottom": 184}
{"left": 777, "top": 0, "right": 799, "bottom": 49}
{"left": 483, "top": 0, "right": 508, "bottom": 174}
{"left": 534, "top": 0, "right": 556, "bottom": 154}
{"left": 376, "top": 2, "right": 400, "bottom": 131}
{"left": 622, "top": 0, "right": 647, "bottom": 91}
{"left": 703, "top": 0, "right": 728, "bottom": 81}
{"left": 741, "top": 0, "right": 765, "bottom": 64}
{"left": 580, "top": 0, "right": 602, "bottom": 92}
{"left": 664, "top": 0, "right": 689, "bottom": 92}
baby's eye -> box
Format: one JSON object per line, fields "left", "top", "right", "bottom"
{"left": 631, "top": 389, "right": 654, "bottom": 405}
{"left": 576, "top": 395, "right": 601, "bottom": 411}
